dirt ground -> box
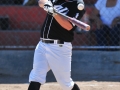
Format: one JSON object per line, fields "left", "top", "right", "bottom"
{"left": 0, "top": 81, "right": 120, "bottom": 90}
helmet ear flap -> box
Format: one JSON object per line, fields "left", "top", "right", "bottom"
{"left": 72, "top": 83, "right": 80, "bottom": 90}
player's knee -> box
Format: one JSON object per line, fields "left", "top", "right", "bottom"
{"left": 28, "top": 81, "right": 41, "bottom": 90}
{"left": 72, "top": 83, "right": 80, "bottom": 90}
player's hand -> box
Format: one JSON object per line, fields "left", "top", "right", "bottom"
{"left": 54, "top": 5, "right": 69, "bottom": 15}
{"left": 43, "top": 0, "right": 57, "bottom": 16}
{"left": 43, "top": 0, "right": 53, "bottom": 12}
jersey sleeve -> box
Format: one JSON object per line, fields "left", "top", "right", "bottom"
{"left": 66, "top": 1, "right": 85, "bottom": 18}
{"left": 66, "top": 1, "right": 85, "bottom": 28}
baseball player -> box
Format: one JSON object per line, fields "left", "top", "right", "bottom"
{"left": 28, "top": 0, "right": 85, "bottom": 90}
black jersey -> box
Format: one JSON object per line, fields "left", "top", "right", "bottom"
{"left": 40, "top": 0, "right": 85, "bottom": 42}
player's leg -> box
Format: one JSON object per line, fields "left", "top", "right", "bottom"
{"left": 28, "top": 41, "right": 50, "bottom": 90}
{"left": 72, "top": 83, "right": 80, "bottom": 90}
{"left": 28, "top": 81, "right": 41, "bottom": 90}
{"left": 46, "top": 42, "right": 80, "bottom": 90}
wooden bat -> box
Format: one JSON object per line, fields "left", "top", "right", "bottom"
{"left": 55, "top": 11, "right": 90, "bottom": 31}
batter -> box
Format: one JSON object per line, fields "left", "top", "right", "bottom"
{"left": 27, "top": 0, "right": 85, "bottom": 90}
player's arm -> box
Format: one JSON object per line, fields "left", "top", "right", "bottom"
{"left": 38, "top": 0, "right": 73, "bottom": 30}
{"left": 53, "top": 6, "right": 73, "bottom": 31}
{"left": 54, "top": 14, "right": 73, "bottom": 30}
{"left": 38, "top": 0, "right": 46, "bottom": 8}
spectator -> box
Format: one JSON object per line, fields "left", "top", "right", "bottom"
{"left": 89, "top": 0, "right": 120, "bottom": 46}
{"left": 23, "top": 0, "right": 38, "bottom": 6}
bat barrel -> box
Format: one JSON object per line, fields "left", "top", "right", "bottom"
{"left": 68, "top": 18, "right": 90, "bottom": 31}
{"left": 85, "top": 25, "right": 90, "bottom": 31}
{"left": 79, "top": 23, "right": 90, "bottom": 31}
{"left": 77, "top": 24, "right": 90, "bottom": 31}
{"left": 55, "top": 10, "right": 91, "bottom": 31}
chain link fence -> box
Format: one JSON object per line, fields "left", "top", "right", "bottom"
{"left": 0, "top": 0, "right": 120, "bottom": 50}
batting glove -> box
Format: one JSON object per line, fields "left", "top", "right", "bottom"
{"left": 43, "top": 0, "right": 56, "bottom": 16}
{"left": 43, "top": 0, "right": 53, "bottom": 11}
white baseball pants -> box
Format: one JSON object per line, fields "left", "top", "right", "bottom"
{"left": 29, "top": 40, "right": 74, "bottom": 90}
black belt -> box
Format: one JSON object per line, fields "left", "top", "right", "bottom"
{"left": 41, "top": 39, "right": 64, "bottom": 44}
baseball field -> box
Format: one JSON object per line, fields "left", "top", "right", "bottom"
{"left": 0, "top": 81, "right": 120, "bottom": 90}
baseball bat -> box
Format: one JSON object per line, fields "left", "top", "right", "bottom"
{"left": 55, "top": 11, "right": 90, "bottom": 31}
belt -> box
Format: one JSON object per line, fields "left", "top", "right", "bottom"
{"left": 41, "top": 39, "right": 64, "bottom": 44}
